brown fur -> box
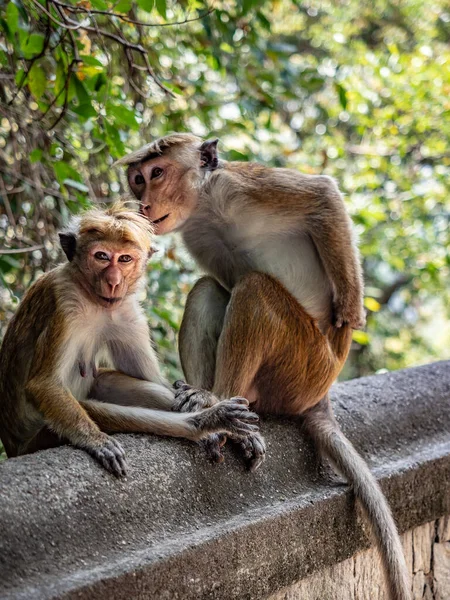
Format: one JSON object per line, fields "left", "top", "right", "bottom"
{"left": 0, "top": 203, "right": 258, "bottom": 477}
{"left": 121, "top": 134, "right": 410, "bottom": 599}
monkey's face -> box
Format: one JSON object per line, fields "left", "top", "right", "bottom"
{"left": 127, "top": 156, "right": 199, "bottom": 235}
{"left": 79, "top": 241, "right": 147, "bottom": 309}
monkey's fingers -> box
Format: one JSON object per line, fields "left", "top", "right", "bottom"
{"left": 233, "top": 432, "right": 266, "bottom": 472}
{"left": 88, "top": 437, "right": 128, "bottom": 478}
{"left": 173, "top": 386, "right": 216, "bottom": 413}
{"left": 191, "top": 398, "right": 258, "bottom": 439}
{"left": 173, "top": 379, "right": 189, "bottom": 390}
{"left": 332, "top": 301, "right": 366, "bottom": 330}
{"left": 199, "top": 434, "right": 227, "bottom": 464}
{"left": 215, "top": 399, "right": 259, "bottom": 437}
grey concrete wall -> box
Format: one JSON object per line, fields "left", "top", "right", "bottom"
{"left": 268, "top": 517, "right": 450, "bottom": 600}
{"left": 0, "top": 361, "right": 449, "bottom": 600}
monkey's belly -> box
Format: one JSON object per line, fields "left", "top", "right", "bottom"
{"left": 249, "top": 233, "right": 332, "bottom": 324}
{"left": 68, "top": 365, "right": 96, "bottom": 400}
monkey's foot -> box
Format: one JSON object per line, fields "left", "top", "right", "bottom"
{"left": 173, "top": 380, "right": 218, "bottom": 412}
{"left": 87, "top": 436, "right": 127, "bottom": 477}
{"left": 233, "top": 432, "right": 266, "bottom": 472}
{"left": 191, "top": 397, "right": 259, "bottom": 438}
{"left": 198, "top": 433, "right": 227, "bottom": 464}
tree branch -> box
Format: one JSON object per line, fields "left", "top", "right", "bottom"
{"left": 52, "top": 1, "right": 214, "bottom": 28}
{"left": 0, "top": 245, "right": 45, "bottom": 255}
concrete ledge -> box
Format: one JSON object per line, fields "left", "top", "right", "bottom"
{"left": 1, "top": 362, "right": 450, "bottom": 599}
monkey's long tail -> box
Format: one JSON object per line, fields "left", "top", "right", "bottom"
{"left": 303, "top": 397, "right": 410, "bottom": 600}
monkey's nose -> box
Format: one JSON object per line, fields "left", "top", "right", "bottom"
{"left": 105, "top": 267, "right": 122, "bottom": 293}
{"left": 140, "top": 204, "right": 151, "bottom": 216}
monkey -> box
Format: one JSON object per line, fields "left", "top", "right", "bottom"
{"left": 117, "top": 133, "right": 410, "bottom": 600}
{"left": 0, "top": 202, "right": 259, "bottom": 477}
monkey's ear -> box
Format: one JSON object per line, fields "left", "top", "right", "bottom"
{"left": 200, "top": 138, "right": 219, "bottom": 171}
{"left": 59, "top": 232, "right": 77, "bottom": 262}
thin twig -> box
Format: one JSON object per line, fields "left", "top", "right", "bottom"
{"left": 0, "top": 244, "right": 45, "bottom": 255}
{"left": 53, "top": 1, "right": 214, "bottom": 28}
{"left": 48, "top": 58, "right": 77, "bottom": 129}
{"left": 56, "top": 2, "right": 174, "bottom": 96}
{"left": 29, "top": 0, "right": 83, "bottom": 29}
{"left": 0, "top": 165, "right": 76, "bottom": 200}
{"left": 28, "top": 0, "right": 175, "bottom": 97}
{"left": 0, "top": 176, "right": 17, "bottom": 227}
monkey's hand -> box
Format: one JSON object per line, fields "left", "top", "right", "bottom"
{"left": 172, "top": 380, "right": 218, "bottom": 413}
{"left": 172, "top": 382, "right": 228, "bottom": 463}
{"left": 86, "top": 435, "right": 127, "bottom": 477}
{"left": 190, "top": 398, "right": 259, "bottom": 439}
{"left": 332, "top": 296, "right": 366, "bottom": 330}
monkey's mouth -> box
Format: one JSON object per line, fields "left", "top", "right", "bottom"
{"left": 152, "top": 213, "right": 170, "bottom": 225}
{"left": 100, "top": 296, "right": 122, "bottom": 304}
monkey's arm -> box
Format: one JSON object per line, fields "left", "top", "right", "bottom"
{"left": 253, "top": 174, "right": 364, "bottom": 329}
{"left": 26, "top": 377, "right": 127, "bottom": 476}
{"left": 25, "top": 317, "right": 127, "bottom": 476}
{"left": 302, "top": 176, "right": 364, "bottom": 328}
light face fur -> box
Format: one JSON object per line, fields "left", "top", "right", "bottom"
{"left": 120, "top": 135, "right": 410, "bottom": 600}
{"left": 123, "top": 134, "right": 204, "bottom": 235}
{"left": 0, "top": 202, "right": 258, "bottom": 477}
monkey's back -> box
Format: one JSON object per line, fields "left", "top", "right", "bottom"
{"left": 0, "top": 270, "right": 60, "bottom": 456}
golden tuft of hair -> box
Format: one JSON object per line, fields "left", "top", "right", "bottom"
{"left": 113, "top": 133, "right": 202, "bottom": 167}
{"left": 75, "top": 201, "right": 154, "bottom": 251}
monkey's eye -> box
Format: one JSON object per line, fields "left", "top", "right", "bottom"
{"left": 151, "top": 167, "right": 163, "bottom": 180}
{"left": 134, "top": 174, "right": 145, "bottom": 185}
{"left": 118, "top": 255, "right": 133, "bottom": 263}
{"left": 94, "top": 251, "right": 109, "bottom": 261}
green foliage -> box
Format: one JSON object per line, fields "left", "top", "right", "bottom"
{"left": 0, "top": 0, "right": 449, "bottom": 393}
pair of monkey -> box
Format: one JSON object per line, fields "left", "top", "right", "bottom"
{"left": 0, "top": 134, "right": 410, "bottom": 600}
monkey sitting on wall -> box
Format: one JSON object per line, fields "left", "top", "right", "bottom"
{"left": 0, "top": 203, "right": 258, "bottom": 477}
{"left": 117, "top": 135, "right": 410, "bottom": 600}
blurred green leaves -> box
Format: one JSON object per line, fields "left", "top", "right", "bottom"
{"left": 0, "top": 0, "right": 449, "bottom": 385}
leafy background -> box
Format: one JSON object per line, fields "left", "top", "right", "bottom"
{"left": 1, "top": 0, "right": 449, "bottom": 456}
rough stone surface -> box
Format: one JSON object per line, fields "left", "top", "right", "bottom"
{"left": 268, "top": 517, "right": 450, "bottom": 600}
{"left": 0, "top": 361, "right": 449, "bottom": 600}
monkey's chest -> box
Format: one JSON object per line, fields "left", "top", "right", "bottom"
{"left": 183, "top": 220, "right": 331, "bottom": 322}
{"left": 183, "top": 221, "right": 252, "bottom": 291}
{"left": 63, "top": 338, "right": 112, "bottom": 401}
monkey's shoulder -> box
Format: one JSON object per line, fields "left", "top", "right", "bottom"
{"left": 17, "top": 268, "right": 69, "bottom": 318}
{"left": 214, "top": 162, "right": 339, "bottom": 202}
{"left": 1, "top": 267, "right": 71, "bottom": 349}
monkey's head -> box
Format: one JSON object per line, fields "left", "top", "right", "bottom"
{"left": 59, "top": 202, "right": 154, "bottom": 309}
{"left": 115, "top": 133, "right": 219, "bottom": 235}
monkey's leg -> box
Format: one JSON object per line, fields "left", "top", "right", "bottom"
{"left": 91, "top": 372, "right": 226, "bottom": 446}
{"left": 178, "top": 277, "right": 233, "bottom": 463}
{"left": 90, "top": 370, "right": 175, "bottom": 410}
{"left": 211, "top": 272, "right": 340, "bottom": 470}
{"left": 178, "top": 277, "right": 230, "bottom": 461}
{"left": 213, "top": 272, "right": 337, "bottom": 412}
{"left": 179, "top": 276, "right": 230, "bottom": 390}
{"left": 179, "top": 276, "right": 266, "bottom": 469}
